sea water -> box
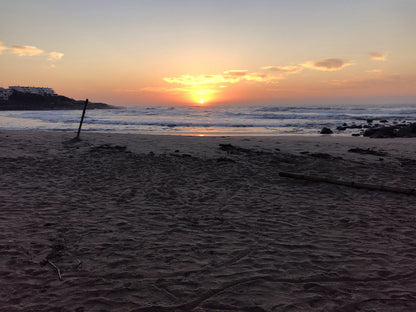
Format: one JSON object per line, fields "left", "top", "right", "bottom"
{"left": 0, "top": 103, "right": 415, "bottom": 136}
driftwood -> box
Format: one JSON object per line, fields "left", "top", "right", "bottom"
{"left": 47, "top": 260, "right": 62, "bottom": 281}
{"left": 279, "top": 172, "right": 416, "bottom": 196}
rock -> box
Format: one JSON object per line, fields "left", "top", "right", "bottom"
{"left": 363, "top": 122, "right": 416, "bottom": 138}
{"left": 345, "top": 124, "right": 363, "bottom": 129}
{"left": 367, "top": 119, "right": 373, "bottom": 123}
{"left": 320, "top": 127, "right": 333, "bottom": 134}
{"left": 348, "top": 147, "right": 387, "bottom": 156}
{"left": 396, "top": 123, "right": 416, "bottom": 137}
{"left": 380, "top": 119, "right": 388, "bottom": 123}
{"left": 363, "top": 126, "right": 396, "bottom": 138}
{"left": 351, "top": 133, "right": 360, "bottom": 136}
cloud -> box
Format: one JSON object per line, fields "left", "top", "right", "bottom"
{"left": 223, "top": 71, "right": 272, "bottom": 82}
{"left": 223, "top": 70, "right": 249, "bottom": 77}
{"left": 144, "top": 56, "right": 360, "bottom": 101}
{"left": 164, "top": 70, "right": 276, "bottom": 86}
{"left": 154, "top": 69, "right": 282, "bottom": 102}
{"left": 369, "top": 52, "right": 387, "bottom": 61}
{"left": 9, "top": 45, "right": 44, "bottom": 56}
{"left": 262, "top": 65, "right": 303, "bottom": 74}
{"left": 366, "top": 69, "right": 383, "bottom": 74}
{"left": 48, "top": 51, "right": 64, "bottom": 61}
{"left": 47, "top": 51, "right": 64, "bottom": 69}
{"left": 302, "top": 58, "right": 353, "bottom": 71}
{"left": 243, "top": 73, "right": 270, "bottom": 81}
{"left": 0, "top": 41, "right": 7, "bottom": 54}
{"left": 0, "top": 40, "right": 64, "bottom": 67}
{"left": 164, "top": 74, "right": 224, "bottom": 85}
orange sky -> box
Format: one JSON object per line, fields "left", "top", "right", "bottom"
{"left": 1, "top": 1, "right": 415, "bottom": 106}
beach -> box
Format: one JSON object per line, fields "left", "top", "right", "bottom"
{"left": 1, "top": 130, "right": 416, "bottom": 312}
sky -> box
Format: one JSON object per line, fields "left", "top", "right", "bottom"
{"left": 1, "top": 0, "right": 415, "bottom": 106}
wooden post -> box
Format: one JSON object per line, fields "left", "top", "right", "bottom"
{"left": 76, "top": 99, "right": 88, "bottom": 139}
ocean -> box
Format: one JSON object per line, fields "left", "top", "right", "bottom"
{"left": 1, "top": 103, "right": 415, "bottom": 136}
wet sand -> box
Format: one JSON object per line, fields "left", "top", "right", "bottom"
{"left": 1, "top": 130, "right": 416, "bottom": 312}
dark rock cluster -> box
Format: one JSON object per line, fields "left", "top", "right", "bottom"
{"left": 328, "top": 119, "right": 416, "bottom": 138}
{"left": 363, "top": 122, "right": 416, "bottom": 138}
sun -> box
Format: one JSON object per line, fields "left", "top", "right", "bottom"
{"left": 199, "top": 99, "right": 205, "bottom": 104}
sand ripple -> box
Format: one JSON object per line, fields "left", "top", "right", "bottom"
{"left": 1, "top": 132, "right": 416, "bottom": 311}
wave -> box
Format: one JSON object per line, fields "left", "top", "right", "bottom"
{"left": 1, "top": 103, "right": 415, "bottom": 135}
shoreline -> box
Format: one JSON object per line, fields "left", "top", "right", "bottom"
{"left": 1, "top": 129, "right": 416, "bottom": 311}
{"left": 1, "top": 129, "right": 415, "bottom": 161}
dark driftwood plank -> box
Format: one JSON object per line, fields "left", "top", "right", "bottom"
{"left": 279, "top": 172, "right": 416, "bottom": 196}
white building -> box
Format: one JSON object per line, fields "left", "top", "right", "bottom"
{"left": 0, "top": 87, "right": 12, "bottom": 101}
{"left": 0, "top": 86, "right": 56, "bottom": 101}
{"left": 9, "top": 86, "right": 56, "bottom": 96}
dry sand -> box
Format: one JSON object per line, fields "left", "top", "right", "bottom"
{"left": 1, "top": 130, "right": 416, "bottom": 312}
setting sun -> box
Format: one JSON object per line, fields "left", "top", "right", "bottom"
{"left": 199, "top": 99, "right": 204, "bottom": 104}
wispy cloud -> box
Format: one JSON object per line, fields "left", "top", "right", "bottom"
{"left": 9, "top": 45, "right": 44, "bottom": 56}
{"left": 223, "top": 70, "right": 272, "bottom": 82}
{"left": 139, "top": 54, "right": 387, "bottom": 101}
{"left": 262, "top": 65, "right": 303, "bottom": 74}
{"left": 137, "top": 86, "right": 223, "bottom": 102}
{"left": 223, "top": 70, "right": 249, "bottom": 77}
{"left": 136, "top": 69, "right": 282, "bottom": 102}
{"left": 0, "top": 41, "right": 7, "bottom": 54}
{"left": 47, "top": 51, "right": 64, "bottom": 69}
{"left": 164, "top": 70, "right": 276, "bottom": 86}
{"left": 48, "top": 51, "right": 64, "bottom": 61}
{"left": 366, "top": 69, "right": 383, "bottom": 74}
{"left": 302, "top": 58, "right": 353, "bottom": 71}
{"left": 369, "top": 52, "right": 387, "bottom": 61}
{"left": 0, "top": 40, "right": 64, "bottom": 67}
{"left": 164, "top": 74, "right": 224, "bottom": 85}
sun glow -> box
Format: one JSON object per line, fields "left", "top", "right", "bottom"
{"left": 188, "top": 87, "right": 216, "bottom": 105}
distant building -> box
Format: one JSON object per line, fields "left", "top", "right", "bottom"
{"left": 0, "top": 86, "right": 56, "bottom": 101}
{"left": 0, "top": 87, "right": 13, "bottom": 101}
{"left": 9, "top": 86, "right": 56, "bottom": 96}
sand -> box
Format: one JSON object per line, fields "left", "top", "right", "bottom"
{"left": 1, "top": 130, "right": 416, "bottom": 312}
